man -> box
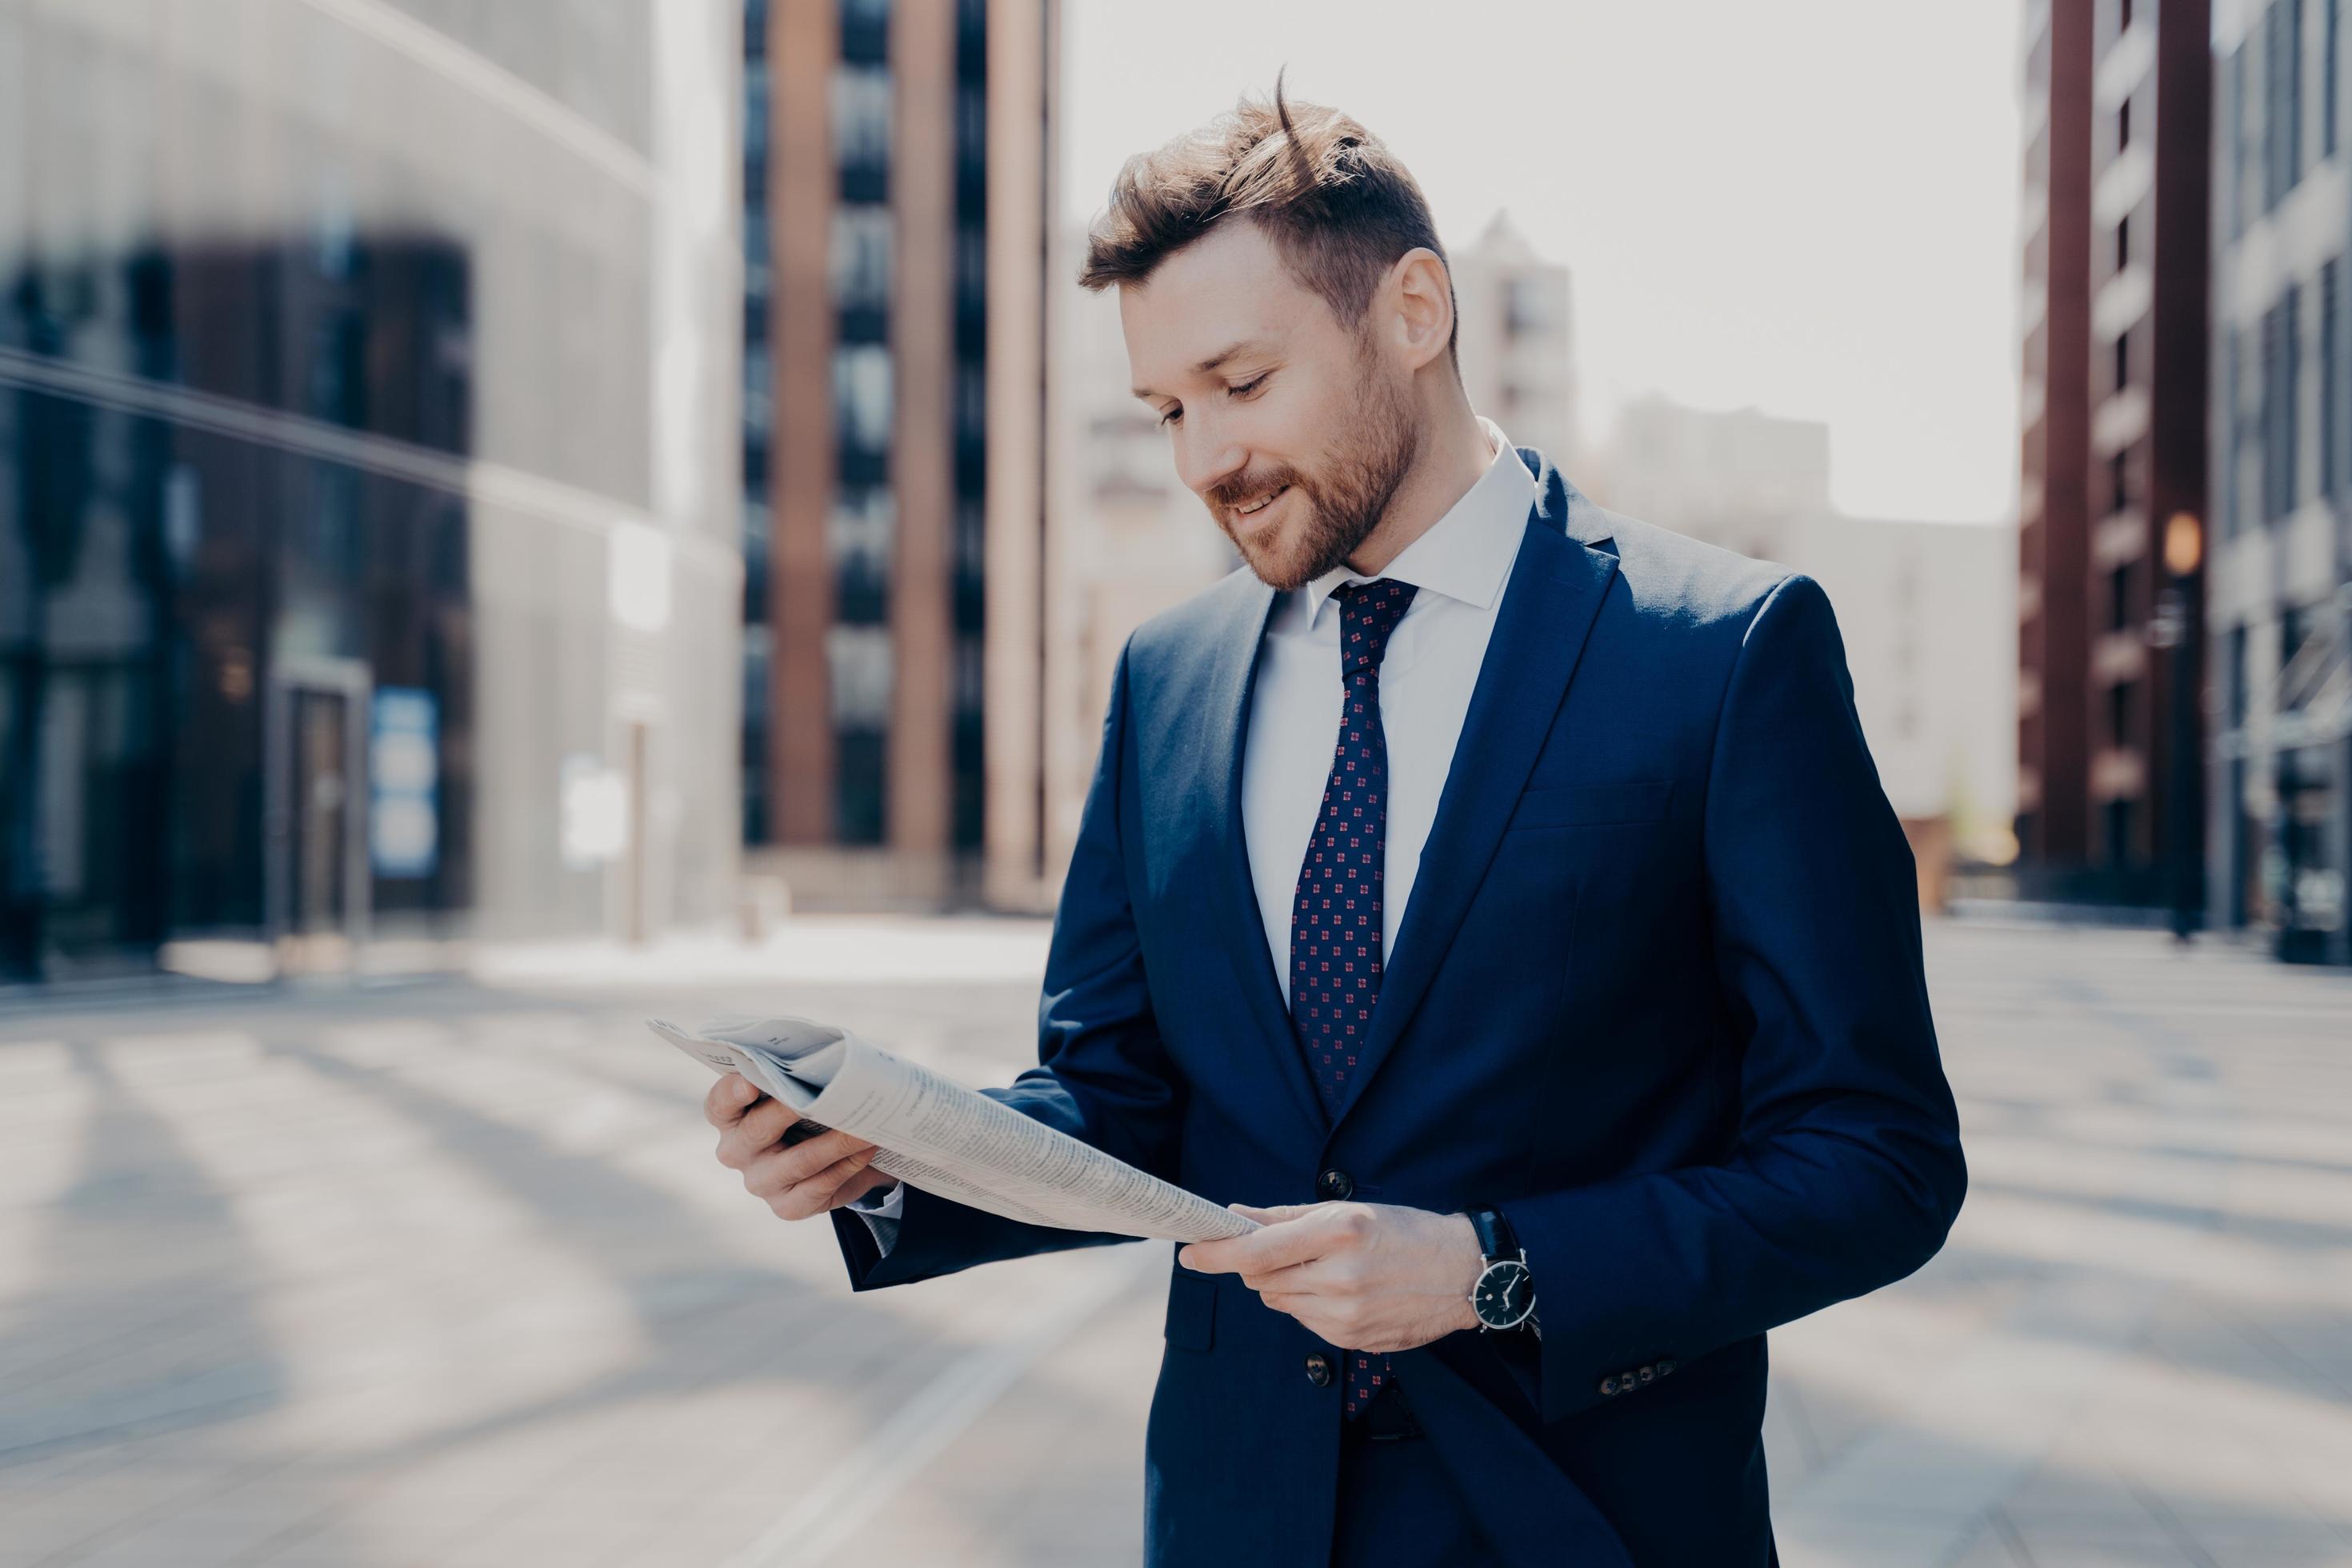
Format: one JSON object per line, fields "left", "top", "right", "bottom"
{"left": 706, "top": 82, "right": 1966, "bottom": 1566}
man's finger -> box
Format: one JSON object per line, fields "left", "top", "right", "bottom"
{"left": 734, "top": 1096, "right": 810, "bottom": 1152}
{"left": 770, "top": 1151, "right": 879, "bottom": 1219}
{"left": 1237, "top": 1256, "right": 1350, "bottom": 1295}
{"left": 716, "top": 1097, "right": 798, "bottom": 1168}
{"left": 703, "top": 1071, "right": 762, "bottom": 1130}
{"left": 1181, "top": 1212, "right": 1338, "bottom": 1275}
{"left": 1230, "top": 1202, "right": 1314, "bottom": 1225}
{"left": 742, "top": 1128, "right": 876, "bottom": 1195}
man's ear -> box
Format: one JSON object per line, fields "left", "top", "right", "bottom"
{"left": 1384, "top": 246, "right": 1455, "bottom": 375}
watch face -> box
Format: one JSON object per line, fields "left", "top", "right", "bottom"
{"left": 1474, "top": 1259, "right": 1534, "bottom": 1329}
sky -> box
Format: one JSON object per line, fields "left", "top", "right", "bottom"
{"left": 1062, "top": 0, "right": 2024, "bottom": 526}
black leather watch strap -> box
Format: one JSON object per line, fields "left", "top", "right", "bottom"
{"left": 1467, "top": 1206, "right": 1520, "bottom": 1262}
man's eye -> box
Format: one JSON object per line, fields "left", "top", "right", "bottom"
{"left": 1158, "top": 374, "right": 1269, "bottom": 430}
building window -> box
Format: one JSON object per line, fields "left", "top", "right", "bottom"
{"left": 2112, "top": 446, "right": 2130, "bottom": 514}
{"left": 830, "top": 206, "right": 892, "bottom": 314}
{"left": 2120, "top": 0, "right": 2134, "bottom": 30}
{"left": 2263, "top": 289, "right": 2302, "bottom": 522}
{"left": 2232, "top": 44, "right": 2251, "bottom": 237}
{"left": 833, "top": 342, "right": 894, "bottom": 454}
{"left": 833, "top": 62, "right": 891, "bottom": 198}
{"left": 829, "top": 487, "right": 894, "bottom": 622}
{"left": 2326, "top": 259, "right": 2342, "bottom": 494}
{"left": 2229, "top": 623, "right": 2250, "bottom": 727}
{"left": 2110, "top": 559, "right": 2134, "bottom": 633}
{"left": 2330, "top": 0, "right": 2343, "bottom": 158}
{"left": 2114, "top": 329, "right": 2130, "bottom": 400}
{"left": 2118, "top": 95, "right": 2131, "bottom": 153}
{"left": 2269, "top": 0, "right": 2307, "bottom": 209}
{"left": 2225, "top": 328, "right": 2243, "bottom": 538}
{"left": 2281, "top": 602, "right": 2310, "bottom": 702}
{"left": 2110, "top": 678, "right": 2136, "bottom": 748}
{"left": 2116, "top": 212, "right": 2130, "bottom": 275}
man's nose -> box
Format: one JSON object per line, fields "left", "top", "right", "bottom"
{"left": 1174, "top": 419, "right": 1249, "bottom": 503}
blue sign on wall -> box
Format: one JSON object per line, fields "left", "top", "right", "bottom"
{"left": 370, "top": 687, "right": 439, "bottom": 879}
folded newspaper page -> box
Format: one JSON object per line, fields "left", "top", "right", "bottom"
{"left": 650, "top": 1014, "right": 1257, "bottom": 1244}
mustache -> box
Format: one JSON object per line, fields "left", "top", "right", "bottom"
{"left": 1208, "top": 472, "right": 1301, "bottom": 509}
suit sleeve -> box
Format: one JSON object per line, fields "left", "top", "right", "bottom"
{"left": 834, "top": 634, "right": 1187, "bottom": 1289}
{"left": 1498, "top": 572, "right": 1967, "bottom": 1422}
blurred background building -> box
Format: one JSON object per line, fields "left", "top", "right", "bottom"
{"left": 1042, "top": 243, "right": 1234, "bottom": 882}
{"left": 14, "top": 0, "right": 2340, "bottom": 976}
{"left": 2015, "top": 0, "right": 2212, "bottom": 912}
{"left": 741, "top": 0, "right": 1059, "bottom": 912}
{"left": 2212, "top": 0, "right": 2352, "bottom": 964}
{"left": 1589, "top": 398, "right": 2018, "bottom": 899}
{"left": 0, "top": 0, "right": 745, "bottom": 985}
{"left": 1449, "top": 210, "right": 1578, "bottom": 475}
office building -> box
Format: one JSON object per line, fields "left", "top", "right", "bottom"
{"left": 743, "top": 0, "right": 1060, "bottom": 910}
{"left": 2016, "top": 0, "right": 2211, "bottom": 903}
{"left": 2210, "top": 0, "right": 2352, "bottom": 963}
{"left": 0, "top": 0, "right": 744, "bottom": 980}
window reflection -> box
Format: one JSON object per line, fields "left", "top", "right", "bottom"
{"left": 0, "top": 236, "right": 476, "bottom": 978}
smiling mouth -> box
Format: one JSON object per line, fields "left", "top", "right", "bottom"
{"left": 1232, "top": 484, "right": 1290, "bottom": 520}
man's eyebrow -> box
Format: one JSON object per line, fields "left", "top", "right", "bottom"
{"left": 1130, "top": 338, "right": 1274, "bottom": 400}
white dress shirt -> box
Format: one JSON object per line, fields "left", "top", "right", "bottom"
{"left": 851, "top": 415, "right": 1536, "bottom": 1248}
{"left": 1242, "top": 414, "right": 1536, "bottom": 1006}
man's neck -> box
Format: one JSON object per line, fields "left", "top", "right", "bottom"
{"left": 1341, "top": 408, "right": 1498, "bottom": 578}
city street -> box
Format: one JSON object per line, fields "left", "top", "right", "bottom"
{"left": 2, "top": 917, "right": 2349, "bottom": 1567}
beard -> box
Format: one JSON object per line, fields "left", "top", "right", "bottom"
{"left": 1209, "top": 339, "right": 1422, "bottom": 594}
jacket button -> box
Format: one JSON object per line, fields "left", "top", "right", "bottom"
{"left": 1598, "top": 1376, "right": 1619, "bottom": 1397}
{"left": 1638, "top": 1365, "right": 1655, "bottom": 1384}
{"left": 1657, "top": 1359, "right": 1677, "bottom": 1378}
{"left": 1317, "top": 1168, "right": 1354, "bottom": 1200}
{"left": 1305, "top": 1353, "right": 1334, "bottom": 1388}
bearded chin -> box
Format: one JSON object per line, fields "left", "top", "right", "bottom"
{"left": 1230, "top": 345, "right": 1421, "bottom": 593}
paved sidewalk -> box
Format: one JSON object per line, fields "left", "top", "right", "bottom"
{"left": 0, "top": 918, "right": 2347, "bottom": 1566}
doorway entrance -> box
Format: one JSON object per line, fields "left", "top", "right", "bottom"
{"left": 266, "top": 657, "right": 370, "bottom": 972}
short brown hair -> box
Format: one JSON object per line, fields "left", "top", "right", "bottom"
{"left": 1078, "top": 72, "right": 1459, "bottom": 370}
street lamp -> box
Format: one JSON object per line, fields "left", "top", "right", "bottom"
{"left": 2152, "top": 511, "right": 2203, "bottom": 941}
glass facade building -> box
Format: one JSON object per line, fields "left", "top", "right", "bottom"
{"left": 0, "top": 1, "right": 744, "bottom": 980}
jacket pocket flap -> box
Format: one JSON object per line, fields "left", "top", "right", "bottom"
{"left": 1164, "top": 1268, "right": 1217, "bottom": 1351}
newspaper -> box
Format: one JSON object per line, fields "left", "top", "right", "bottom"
{"left": 650, "top": 1014, "right": 1257, "bottom": 1244}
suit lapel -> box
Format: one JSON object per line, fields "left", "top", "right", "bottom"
{"left": 1193, "top": 573, "right": 1331, "bottom": 1138}
{"left": 1327, "top": 453, "right": 1621, "bottom": 1130}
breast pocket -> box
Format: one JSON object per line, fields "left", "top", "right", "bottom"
{"left": 1505, "top": 778, "right": 1673, "bottom": 831}
{"left": 1502, "top": 778, "right": 1677, "bottom": 912}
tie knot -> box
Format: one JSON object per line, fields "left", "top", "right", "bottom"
{"left": 1334, "top": 578, "right": 1418, "bottom": 680}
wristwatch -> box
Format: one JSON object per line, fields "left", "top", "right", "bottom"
{"left": 1466, "top": 1208, "right": 1538, "bottom": 1333}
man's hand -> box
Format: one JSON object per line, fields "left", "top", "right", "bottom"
{"left": 1178, "top": 1202, "right": 1485, "bottom": 1354}
{"left": 704, "top": 1072, "right": 896, "bottom": 1220}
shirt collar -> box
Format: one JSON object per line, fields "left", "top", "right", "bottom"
{"left": 1299, "top": 414, "right": 1536, "bottom": 630}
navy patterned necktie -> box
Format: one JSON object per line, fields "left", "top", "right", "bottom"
{"left": 1288, "top": 576, "right": 1418, "bottom": 1418}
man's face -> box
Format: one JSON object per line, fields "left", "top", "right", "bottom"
{"left": 1122, "top": 221, "right": 1421, "bottom": 593}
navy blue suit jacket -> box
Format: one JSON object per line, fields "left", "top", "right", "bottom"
{"left": 834, "top": 447, "right": 1966, "bottom": 1566}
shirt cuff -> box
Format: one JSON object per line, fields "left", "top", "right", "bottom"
{"left": 844, "top": 1179, "right": 904, "bottom": 1255}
